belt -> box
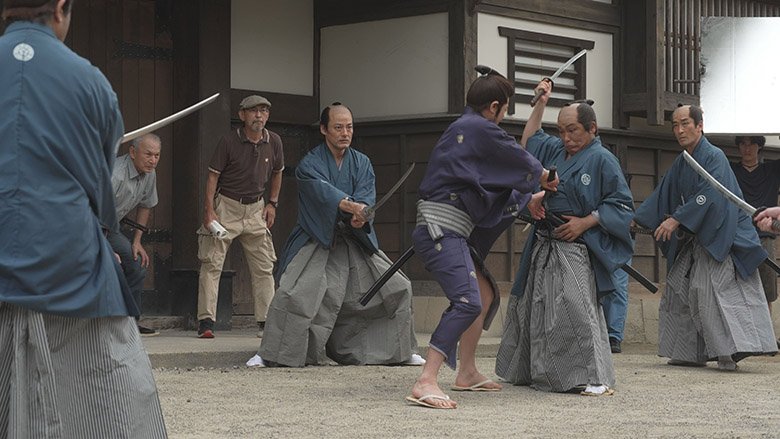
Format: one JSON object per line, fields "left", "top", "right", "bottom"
{"left": 219, "top": 190, "right": 262, "bottom": 205}
{"left": 416, "top": 200, "right": 474, "bottom": 240}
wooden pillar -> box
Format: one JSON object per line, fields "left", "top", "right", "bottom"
{"left": 171, "top": 0, "right": 232, "bottom": 270}
{"left": 448, "top": 0, "right": 477, "bottom": 113}
{"left": 646, "top": 0, "right": 665, "bottom": 125}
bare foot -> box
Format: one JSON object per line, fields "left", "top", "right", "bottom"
{"left": 453, "top": 372, "right": 502, "bottom": 391}
{"left": 410, "top": 380, "right": 457, "bottom": 409}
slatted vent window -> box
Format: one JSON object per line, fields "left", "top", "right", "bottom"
{"left": 498, "top": 27, "right": 594, "bottom": 114}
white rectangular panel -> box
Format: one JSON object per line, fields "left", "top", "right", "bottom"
{"left": 700, "top": 17, "right": 780, "bottom": 135}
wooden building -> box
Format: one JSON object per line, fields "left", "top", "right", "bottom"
{"left": 4, "top": 0, "right": 779, "bottom": 331}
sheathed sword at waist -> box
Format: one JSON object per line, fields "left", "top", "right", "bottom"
{"left": 517, "top": 211, "right": 658, "bottom": 293}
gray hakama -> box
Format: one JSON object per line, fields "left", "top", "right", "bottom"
{"left": 0, "top": 303, "right": 167, "bottom": 439}
{"left": 495, "top": 235, "right": 615, "bottom": 392}
{"left": 660, "top": 242, "right": 777, "bottom": 363}
{"left": 259, "top": 237, "right": 417, "bottom": 367}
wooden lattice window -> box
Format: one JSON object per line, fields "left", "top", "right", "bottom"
{"left": 498, "top": 27, "right": 595, "bottom": 114}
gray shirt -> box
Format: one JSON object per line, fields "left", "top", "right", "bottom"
{"left": 112, "top": 154, "right": 158, "bottom": 219}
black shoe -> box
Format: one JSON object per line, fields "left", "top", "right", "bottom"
{"left": 138, "top": 325, "right": 159, "bottom": 337}
{"left": 609, "top": 338, "right": 622, "bottom": 354}
{"left": 198, "top": 318, "right": 215, "bottom": 339}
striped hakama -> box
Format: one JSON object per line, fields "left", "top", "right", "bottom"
{"left": 496, "top": 235, "right": 615, "bottom": 392}
{"left": 0, "top": 303, "right": 167, "bottom": 439}
{"left": 259, "top": 236, "right": 417, "bottom": 367}
{"left": 659, "top": 242, "right": 777, "bottom": 363}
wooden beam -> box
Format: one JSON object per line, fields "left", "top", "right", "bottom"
{"left": 477, "top": 0, "right": 621, "bottom": 28}
{"left": 317, "top": 0, "right": 450, "bottom": 27}
{"left": 646, "top": 0, "right": 665, "bottom": 125}
{"left": 448, "top": 0, "right": 467, "bottom": 113}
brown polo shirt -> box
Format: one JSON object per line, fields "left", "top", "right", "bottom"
{"left": 208, "top": 127, "right": 284, "bottom": 198}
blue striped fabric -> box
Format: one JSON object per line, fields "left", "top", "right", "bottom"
{"left": 660, "top": 242, "right": 778, "bottom": 363}
{"left": 496, "top": 236, "right": 615, "bottom": 392}
{"left": 0, "top": 303, "right": 167, "bottom": 438}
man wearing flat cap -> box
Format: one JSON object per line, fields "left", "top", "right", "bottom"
{"left": 196, "top": 95, "right": 284, "bottom": 338}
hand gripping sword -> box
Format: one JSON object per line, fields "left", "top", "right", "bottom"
{"left": 681, "top": 150, "right": 780, "bottom": 275}
{"left": 336, "top": 163, "right": 416, "bottom": 256}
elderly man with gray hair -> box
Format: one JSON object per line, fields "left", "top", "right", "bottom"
{"left": 109, "top": 133, "right": 162, "bottom": 336}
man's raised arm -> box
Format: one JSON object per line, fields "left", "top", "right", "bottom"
{"left": 520, "top": 79, "right": 553, "bottom": 148}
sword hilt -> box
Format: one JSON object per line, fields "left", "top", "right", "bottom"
{"left": 752, "top": 206, "right": 780, "bottom": 233}
{"left": 541, "top": 166, "right": 557, "bottom": 208}
{"left": 360, "top": 205, "right": 375, "bottom": 221}
{"left": 120, "top": 218, "right": 149, "bottom": 234}
{"left": 530, "top": 77, "right": 554, "bottom": 107}
{"left": 546, "top": 166, "right": 557, "bottom": 183}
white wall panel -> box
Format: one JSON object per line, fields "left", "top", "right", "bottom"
{"left": 320, "top": 13, "right": 449, "bottom": 118}
{"left": 231, "top": 0, "right": 313, "bottom": 95}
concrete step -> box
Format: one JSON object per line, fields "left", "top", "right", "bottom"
{"left": 142, "top": 331, "right": 500, "bottom": 369}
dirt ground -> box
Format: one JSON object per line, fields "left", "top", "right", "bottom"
{"left": 154, "top": 346, "right": 780, "bottom": 439}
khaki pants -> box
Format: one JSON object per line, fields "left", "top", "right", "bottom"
{"left": 197, "top": 194, "right": 276, "bottom": 322}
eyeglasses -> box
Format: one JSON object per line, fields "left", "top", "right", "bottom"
{"left": 244, "top": 106, "right": 270, "bottom": 114}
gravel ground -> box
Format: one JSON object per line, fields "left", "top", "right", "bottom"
{"left": 154, "top": 346, "right": 780, "bottom": 439}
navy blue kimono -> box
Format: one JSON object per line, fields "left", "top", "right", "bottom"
{"left": 634, "top": 136, "right": 766, "bottom": 279}
{"left": 414, "top": 107, "right": 543, "bottom": 369}
{"left": 512, "top": 130, "right": 635, "bottom": 298}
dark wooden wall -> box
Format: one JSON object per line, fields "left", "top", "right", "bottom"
{"left": 59, "top": 0, "right": 234, "bottom": 315}
{"left": 65, "top": 0, "right": 176, "bottom": 302}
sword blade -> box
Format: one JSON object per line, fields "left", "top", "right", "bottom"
{"left": 549, "top": 49, "right": 588, "bottom": 82}
{"left": 530, "top": 49, "right": 588, "bottom": 106}
{"left": 362, "top": 162, "right": 416, "bottom": 220}
{"left": 681, "top": 150, "right": 756, "bottom": 216}
{"left": 120, "top": 93, "right": 220, "bottom": 144}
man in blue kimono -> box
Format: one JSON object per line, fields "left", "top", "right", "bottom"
{"left": 496, "top": 79, "right": 634, "bottom": 396}
{"left": 0, "top": 0, "right": 166, "bottom": 437}
{"left": 247, "top": 103, "right": 421, "bottom": 368}
{"left": 634, "top": 105, "right": 777, "bottom": 371}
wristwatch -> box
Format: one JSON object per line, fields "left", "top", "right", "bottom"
{"left": 268, "top": 200, "right": 278, "bottom": 208}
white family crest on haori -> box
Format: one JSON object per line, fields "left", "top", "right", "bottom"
{"left": 13, "top": 43, "right": 34, "bottom": 62}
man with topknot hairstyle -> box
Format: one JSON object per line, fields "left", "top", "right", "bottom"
{"left": 406, "top": 68, "right": 557, "bottom": 409}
